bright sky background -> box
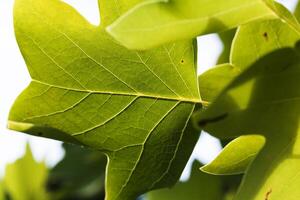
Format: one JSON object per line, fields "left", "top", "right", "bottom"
{"left": 0, "top": 0, "right": 298, "bottom": 179}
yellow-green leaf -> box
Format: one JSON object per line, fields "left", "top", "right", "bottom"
{"left": 4, "top": 145, "right": 49, "bottom": 200}
{"left": 107, "top": 0, "right": 294, "bottom": 50}
{"left": 0, "top": 182, "right": 4, "bottom": 200}
{"left": 199, "top": 64, "right": 240, "bottom": 103}
{"left": 8, "top": 0, "right": 201, "bottom": 199}
{"left": 197, "top": 47, "right": 300, "bottom": 200}
{"left": 201, "top": 135, "right": 265, "bottom": 175}
{"left": 194, "top": 7, "right": 300, "bottom": 198}
{"left": 295, "top": 1, "right": 300, "bottom": 22}
{"left": 217, "top": 29, "right": 236, "bottom": 64}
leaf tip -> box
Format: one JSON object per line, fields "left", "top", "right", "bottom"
{"left": 7, "top": 120, "right": 35, "bottom": 133}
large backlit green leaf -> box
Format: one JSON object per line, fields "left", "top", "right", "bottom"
{"left": 8, "top": 0, "right": 200, "bottom": 199}
{"left": 4, "top": 145, "right": 49, "bottom": 200}
{"left": 196, "top": 47, "right": 300, "bottom": 200}
{"left": 146, "top": 161, "right": 223, "bottom": 200}
{"left": 201, "top": 135, "right": 265, "bottom": 175}
{"left": 106, "top": 0, "right": 298, "bottom": 49}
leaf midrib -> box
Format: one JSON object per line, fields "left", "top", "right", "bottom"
{"left": 31, "top": 79, "right": 201, "bottom": 103}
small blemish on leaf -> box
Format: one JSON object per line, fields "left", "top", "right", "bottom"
{"left": 180, "top": 59, "right": 185, "bottom": 64}
{"left": 265, "top": 188, "right": 272, "bottom": 200}
{"left": 263, "top": 32, "right": 268, "bottom": 41}
{"left": 37, "top": 132, "right": 43, "bottom": 136}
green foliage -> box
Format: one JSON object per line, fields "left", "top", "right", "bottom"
{"left": 194, "top": 4, "right": 300, "bottom": 198}
{"left": 217, "top": 29, "right": 236, "bottom": 64}
{"left": 296, "top": 1, "right": 300, "bottom": 21}
{"left": 5, "top": 0, "right": 300, "bottom": 199}
{"left": 8, "top": 0, "right": 200, "bottom": 199}
{"left": 201, "top": 135, "right": 265, "bottom": 175}
{"left": 147, "top": 161, "right": 223, "bottom": 200}
{"left": 196, "top": 47, "right": 300, "bottom": 199}
{"left": 3, "top": 145, "right": 49, "bottom": 200}
{"left": 199, "top": 64, "right": 240, "bottom": 103}
{"left": 48, "top": 144, "right": 107, "bottom": 200}
{"left": 231, "top": 20, "right": 300, "bottom": 71}
{"left": 107, "top": 0, "right": 281, "bottom": 49}
{"left": 0, "top": 182, "right": 4, "bottom": 200}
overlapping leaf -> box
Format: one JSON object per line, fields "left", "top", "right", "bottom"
{"left": 8, "top": 0, "right": 201, "bottom": 199}
{"left": 201, "top": 135, "right": 265, "bottom": 175}
{"left": 106, "top": 0, "right": 298, "bottom": 49}
{"left": 197, "top": 46, "right": 300, "bottom": 200}
{"left": 199, "top": 4, "right": 300, "bottom": 108}
{"left": 217, "top": 29, "right": 236, "bottom": 64}
{"left": 194, "top": 4, "right": 300, "bottom": 199}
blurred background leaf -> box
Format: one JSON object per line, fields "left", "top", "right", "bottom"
{"left": 146, "top": 161, "right": 223, "bottom": 200}
{"left": 4, "top": 145, "right": 49, "bottom": 200}
{"left": 0, "top": 181, "right": 5, "bottom": 200}
{"left": 47, "top": 143, "right": 107, "bottom": 200}
{"left": 146, "top": 161, "right": 241, "bottom": 200}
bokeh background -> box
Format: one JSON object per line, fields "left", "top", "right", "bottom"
{"left": 0, "top": 0, "right": 298, "bottom": 180}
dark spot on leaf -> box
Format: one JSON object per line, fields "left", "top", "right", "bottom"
{"left": 38, "top": 132, "right": 43, "bottom": 136}
{"left": 263, "top": 32, "right": 268, "bottom": 41}
{"left": 265, "top": 188, "right": 272, "bottom": 200}
{"left": 180, "top": 59, "right": 185, "bottom": 64}
{"left": 198, "top": 113, "right": 228, "bottom": 127}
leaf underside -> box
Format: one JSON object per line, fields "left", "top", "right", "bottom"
{"left": 8, "top": 0, "right": 200, "bottom": 199}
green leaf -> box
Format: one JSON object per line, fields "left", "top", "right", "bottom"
{"left": 0, "top": 182, "right": 5, "bottom": 200}
{"left": 199, "top": 14, "right": 300, "bottom": 105}
{"left": 196, "top": 47, "right": 300, "bottom": 200}
{"left": 4, "top": 145, "right": 49, "bottom": 200}
{"left": 201, "top": 135, "right": 265, "bottom": 175}
{"left": 194, "top": 10, "right": 300, "bottom": 199}
{"left": 217, "top": 29, "right": 236, "bottom": 64}
{"left": 48, "top": 144, "right": 107, "bottom": 200}
{"left": 231, "top": 19, "right": 300, "bottom": 71}
{"left": 199, "top": 64, "right": 240, "bottom": 104}
{"left": 106, "top": 0, "right": 296, "bottom": 50}
{"left": 8, "top": 0, "right": 200, "bottom": 199}
{"left": 147, "top": 161, "right": 223, "bottom": 200}
{"left": 295, "top": 1, "right": 300, "bottom": 22}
